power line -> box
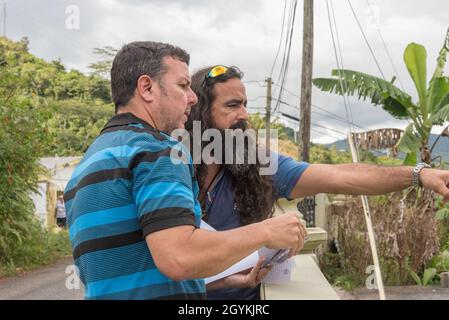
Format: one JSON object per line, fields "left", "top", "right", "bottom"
{"left": 271, "top": 82, "right": 299, "bottom": 98}
{"left": 311, "top": 128, "right": 342, "bottom": 141}
{"left": 247, "top": 96, "right": 266, "bottom": 102}
{"left": 365, "top": 0, "right": 405, "bottom": 90}
{"left": 279, "top": 114, "right": 300, "bottom": 130}
{"left": 328, "top": 0, "right": 356, "bottom": 132}
{"left": 272, "top": 0, "right": 298, "bottom": 116}
{"left": 312, "top": 122, "right": 347, "bottom": 136}
{"left": 274, "top": 0, "right": 297, "bottom": 88}
{"left": 270, "top": 0, "right": 288, "bottom": 77}
{"left": 2, "top": 1, "right": 5, "bottom": 37}
{"left": 312, "top": 110, "right": 367, "bottom": 131}
{"left": 281, "top": 112, "right": 299, "bottom": 122}
{"left": 347, "top": 0, "right": 386, "bottom": 80}
{"left": 252, "top": 109, "right": 344, "bottom": 141}
{"left": 271, "top": 82, "right": 366, "bottom": 130}
{"left": 312, "top": 104, "right": 346, "bottom": 121}
{"left": 279, "top": 110, "right": 347, "bottom": 136}
{"left": 272, "top": 94, "right": 366, "bottom": 130}
{"left": 249, "top": 92, "right": 367, "bottom": 131}
{"left": 243, "top": 80, "right": 266, "bottom": 86}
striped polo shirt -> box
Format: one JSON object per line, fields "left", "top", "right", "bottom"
{"left": 64, "top": 112, "right": 205, "bottom": 300}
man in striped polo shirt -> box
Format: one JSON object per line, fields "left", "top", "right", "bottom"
{"left": 64, "top": 41, "right": 306, "bottom": 300}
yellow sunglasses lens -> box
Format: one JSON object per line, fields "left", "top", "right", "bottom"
{"left": 208, "top": 66, "right": 228, "bottom": 78}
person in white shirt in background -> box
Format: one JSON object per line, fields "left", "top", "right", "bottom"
{"left": 55, "top": 195, "right": 67, "bottom": 229}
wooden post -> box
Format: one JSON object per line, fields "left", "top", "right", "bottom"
{"left": 265, "top": 77, "right": 272, "bottom": 152}
{"left": 348, "top": 133, "right": 386, "bottom": 300}
{"left": 299, "top": 0, "right": 314, "bottom": 162}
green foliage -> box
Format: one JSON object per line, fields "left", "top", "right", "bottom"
{"left": 313, "top": 69, "right": 413, "bottom": 120}
{"left": 313, "top": 29, "right": 449, "bottom": 164}
{"left": 334, "top": 275, "right": 357, "bottom": 292}
{"left": 435, "top": 196, "right": 449, "bottom": 252}
{"left": 0, "top": 37, "right": 111, "bottom": 103}
{"left": 0, "top": 229, "right": 72, "bottom": 278}
{"left": 0, "top": 37, "right": 115, "bottom": 157}
{"left": 310, "top": 143, "right": 391, "bottom": 165}
{"left": 403, "top": 151, "right": 418, "bottom": 166}
{"left": 0, "top": 38, "right": 65, "bottom": 270}
{"left": 310, "top": 144, "right": 352, "bottom": 164}
{"left": 46, "top": 100, "right": 114, "bottom": 156}
{"left": 320, "top": 190, "right": 440, "bottom": 290}
{"left": 409, "top": 268, "right": 437, "bottom": 286}
{"left": 428, "top": 250, "right": 449, "bottom": 273}
{"left": 0, "top": 36, "right": 99, "bottom": 275}
{"left": 88, "top": 46, "right": 118, "bottom": 79}
{"left": 248, "top": 113, "right": 292, "bottom": 141}
{"left": 436, "top": 203, "right": 449, "bottom": 221}
{"left": 404, "top": 43, "right": 428, "bottom": 115}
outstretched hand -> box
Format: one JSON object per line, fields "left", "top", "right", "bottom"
{"left": 420, "top": 168, "right": 449, "bottom": 203}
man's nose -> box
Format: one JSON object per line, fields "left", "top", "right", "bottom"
{"left": 188, "top": 88, "right": 198, "bottom": 107}
{"left": 238, "top": 105, "right": 249, "bottom": 121}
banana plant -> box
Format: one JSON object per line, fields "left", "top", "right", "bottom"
{"left": 313, "top": 29, "right": 449, "bottom": 165}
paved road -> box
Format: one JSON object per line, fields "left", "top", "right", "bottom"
{"left": 0, "top": 256, "right": 84, "bottom": 300}
{"left": 2, "top": 256, "right": 448, "bottom": 300}
{"left": 335, "top": 286, "right": 449, "bottom": 300}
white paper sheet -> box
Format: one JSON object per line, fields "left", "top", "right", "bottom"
{"left": 201, "top": 220, "right": 260, "bottom": 284}
{"left": 262, "top": 258, "right": 295, "bottom": 283}
{"left": 257, "top": 247, "right": 295, "bottom": 283}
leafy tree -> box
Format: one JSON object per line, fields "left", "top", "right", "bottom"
{"left": 0, "top": 37, "right": 111, "bottom": 104}
{"left": 46, "top": 99, "right": 114, "bottom": 156}
{"left": 88, "top": 46, "right": 118, "bottom": 79}
{"left": 313, "top": 29, "right": 449, "bottom": 165}
{"left": 248, "top": 112, "right": 292, "bottom": 141}
{"left": 0, "top": 38, "right": 55, "bottom": 264}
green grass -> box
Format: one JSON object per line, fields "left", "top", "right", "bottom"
{"left": 0, "top": 228, "right": 72, "bottom": 279}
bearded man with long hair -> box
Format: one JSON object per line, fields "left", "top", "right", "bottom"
{"left": 186, "top": 66, "right": 310, "bottom": 300}
{"left": 186, "top": 65, "right": 449, "bottom": 301}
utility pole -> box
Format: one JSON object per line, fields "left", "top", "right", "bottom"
{"left": 1, "top": 1, "right": 5, "bottom": 37}
{"left": 298, "top": 0, "right": 314, "bottom": 162}
{"left": 265, "top": 77, "right": 272, "bottom": 151}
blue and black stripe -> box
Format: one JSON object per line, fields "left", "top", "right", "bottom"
{"left": 65, "top": 113, "right": 205, "bottom": 300}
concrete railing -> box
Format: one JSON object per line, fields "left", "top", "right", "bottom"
{"left": 262, "top": 200, "right": 340, "bottom": 300}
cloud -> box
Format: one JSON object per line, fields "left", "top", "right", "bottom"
{"left": 6, "top": 0, "right": 449, "bottom": 142}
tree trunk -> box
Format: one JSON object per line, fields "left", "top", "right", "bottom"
{"left": 420, "top": 144, "right": 432, "bottom": 164}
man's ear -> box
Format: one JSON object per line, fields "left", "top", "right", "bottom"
{"left": 136, "top": 75, "right": 155, "bottom": 103}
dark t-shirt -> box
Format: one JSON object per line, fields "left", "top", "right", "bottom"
{"left": 205, "top": 153, "right": 309, "bottom": 300}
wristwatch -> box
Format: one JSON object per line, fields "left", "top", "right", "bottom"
{"left": 412, "top": 162, "right": 431, "bottom": 188}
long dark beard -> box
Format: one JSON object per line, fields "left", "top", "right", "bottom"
{"left": 219, "top": 121, "right": 277, "bottom": 225}
{"left": 221, "top": 120, "right": 253, "bottom": 177}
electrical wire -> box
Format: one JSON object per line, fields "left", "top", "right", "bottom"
{"left": 347, "top": 0, "right": 386, "bottom": 80}
{"left": 270, "top": 0, "right": 288, "bottom": 78}
{"left": 365, "top": 0, "right": 405, "bottom": 90}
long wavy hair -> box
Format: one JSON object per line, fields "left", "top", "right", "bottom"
{"left": 185, "top": 66, "right": 277, "bottom": 226}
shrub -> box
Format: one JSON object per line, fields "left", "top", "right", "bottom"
{"left": 320, "top": 189, "right": 440, "bottom": 288}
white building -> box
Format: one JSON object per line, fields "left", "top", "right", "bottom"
{"left": 30, "top": 157, "right": 81, "bottom": 227}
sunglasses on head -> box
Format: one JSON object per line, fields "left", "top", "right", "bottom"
{"left": 205, "top": 65, "right": 229, "bottom": 85}
{"left": 207, "top": 65, "right": 229, "bottom": 78}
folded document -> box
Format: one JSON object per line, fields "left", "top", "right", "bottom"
{"left": 201, "top": 220, "right": 294, "bottom": 284}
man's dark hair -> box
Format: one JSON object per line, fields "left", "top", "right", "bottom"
{"left": 111, "top": 41, "right": 190, "bottom": 113}
{"left": 186, "top": 66, "right": 277, "bottom": 225}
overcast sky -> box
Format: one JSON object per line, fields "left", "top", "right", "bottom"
{"left": 4, "top": 0, "right": 449, "bottom": 143}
